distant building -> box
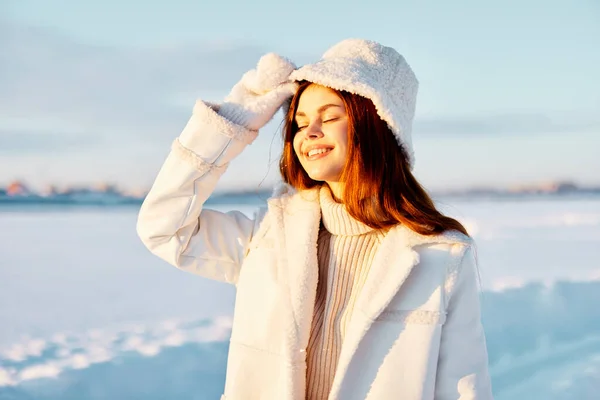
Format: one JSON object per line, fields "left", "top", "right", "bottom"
{"left": 121, "top": 187, "right": 148, "bottom": 199}
{"left": 546, "top": 181, "right": 578, "bottom": 193}
{"left": 93, "top": 182, "right": 119, "bottom": 194}
{"left": 508, "top": 180, "right": 580, "bottom": 195}
{"left": 40, "top": 185, "right": 62, "bottom": 197}
{"left": 6, "top": 181, "right": 31, "bottom": 196}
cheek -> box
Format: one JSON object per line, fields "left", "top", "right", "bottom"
{"left": 337, "top": 125, "right": 350, "bottom": 153}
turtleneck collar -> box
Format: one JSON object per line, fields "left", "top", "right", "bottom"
{"left": 319, "top": 185, "right": 374, "bottom": 236}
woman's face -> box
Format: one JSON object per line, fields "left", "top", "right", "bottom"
{"left": 293, "top": 84, "right": 349, "bottom": 186}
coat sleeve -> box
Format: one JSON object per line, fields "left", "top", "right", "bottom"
{"left": 136, "top": 100, "right": 267, "bottom": 285}
{"left": 434, "top": 245, "right": 494, "bottom": 399}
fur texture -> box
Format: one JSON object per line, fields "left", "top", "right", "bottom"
{"left": 290, "top": 39, "right": 419, "bottom": 168}
{"left": 138, "top": 59, "right": 492, "bottom": 399}
{"left": 219, "top": 53, "right": 297, "bottom": 131}
{"left": 177, "top": 99, "right": 258, "bottom": 167}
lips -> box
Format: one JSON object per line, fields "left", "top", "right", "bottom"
{"left": 307, "top": 148, "right": 331, "bottom": 157}
{"left": 304, "top": 145, "right": 334, "bottom": 161}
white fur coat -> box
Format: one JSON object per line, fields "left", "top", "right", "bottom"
{"left": 137, "top": 102, "right": 494, "bottom": 399}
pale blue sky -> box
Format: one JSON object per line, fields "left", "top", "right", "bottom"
{"left": 2, "top": 0, "right": 599, "bottom": 191}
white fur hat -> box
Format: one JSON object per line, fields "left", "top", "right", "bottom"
{"left": 289, "top": 39, "right": 419, "bottom": 168}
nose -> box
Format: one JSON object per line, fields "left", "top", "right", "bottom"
{"left": 304, "top": 122, "right": 324, "bottom": 140}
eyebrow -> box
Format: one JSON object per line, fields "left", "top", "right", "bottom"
{"left": 295, "top": 103, "right": 343, "bottom": 118}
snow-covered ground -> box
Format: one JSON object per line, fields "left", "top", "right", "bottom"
{"left": 1, "top": 198, "right": 599, "bottom": 399}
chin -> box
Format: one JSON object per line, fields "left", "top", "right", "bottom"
{"left": 305, "top": 171, "right": 341, "bottom": 183}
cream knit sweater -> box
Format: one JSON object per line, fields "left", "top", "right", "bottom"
{"left": 306, "top": 187, "right": 384, "bottom": 400}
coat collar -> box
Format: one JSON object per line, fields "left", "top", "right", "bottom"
{"left": 267, "top": 185, "right": 472, "bottom": 398}
{"left": 268, "top": 187, "right": 321, "bottom": 358}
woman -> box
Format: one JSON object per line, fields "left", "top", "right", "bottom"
{"left": 137, "top": 39, "right": 493, "bottom": 400}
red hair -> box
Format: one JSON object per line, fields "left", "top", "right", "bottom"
{"left": 280, "top": 81, "right": 468, "bottom": 236}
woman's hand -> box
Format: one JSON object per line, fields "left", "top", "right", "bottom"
{"left": 218, "top": 53, "right": 298, "bottom": 131}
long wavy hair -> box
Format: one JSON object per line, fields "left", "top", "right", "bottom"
{"left": 279, "top": 81, "right": 468, "bottom": 236}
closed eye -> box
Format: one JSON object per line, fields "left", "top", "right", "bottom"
{"left": 295, "top": 117, "right": 340, "bottom": 132}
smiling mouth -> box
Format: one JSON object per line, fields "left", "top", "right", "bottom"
{"left": 305, "top": 148, "right": 333, "bottom": 160}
